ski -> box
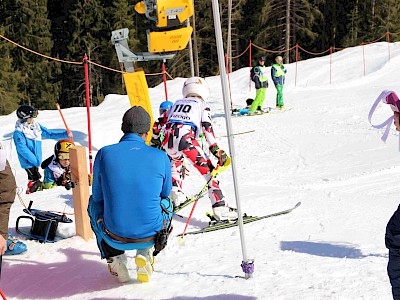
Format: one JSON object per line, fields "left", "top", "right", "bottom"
{"left": 178, "top": 202, "right": 301, "bottom": 236}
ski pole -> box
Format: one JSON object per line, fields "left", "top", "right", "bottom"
{"left": 179, "top": 163, "right": 226, "bottom": 238}
{"left": 56, "top": 103, "right": 74, "bottom": 142}
{"left": 0, "top": 289, "right": 6, "bottom": 300}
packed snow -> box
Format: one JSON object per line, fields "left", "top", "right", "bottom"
{"left": 1, "top": 42, "right": 400, "bottom": 299}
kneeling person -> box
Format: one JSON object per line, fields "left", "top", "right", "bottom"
{"left": 89, "top": 106, "right": 172, "bottom": 283}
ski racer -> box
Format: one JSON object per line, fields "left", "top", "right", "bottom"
{"left": 160, "top": 76, "right": 237, "bottom": 221}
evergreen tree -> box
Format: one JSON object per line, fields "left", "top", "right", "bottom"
{"left": 5, "top": 0, "right": 61, "bottom": 110}
{"left": 0, "top": 22, "right": 24, "bottom": 115}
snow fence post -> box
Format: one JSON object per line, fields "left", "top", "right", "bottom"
{"left": 70, "top": 146, "right": 93, "bottom": 241}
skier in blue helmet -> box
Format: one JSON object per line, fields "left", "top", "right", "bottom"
{"left": 159, "top": 100, "right": 173, "bottom": 115}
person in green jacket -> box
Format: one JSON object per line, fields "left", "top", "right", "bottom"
{"left": 271, "top": 56, "right": 287, "bottom": 109}
{"left": 250, "top": 56, "right": 269, "bottom": 112}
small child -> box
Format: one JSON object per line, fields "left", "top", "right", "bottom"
{"left": 151, "top": 100, "right": 173, "bottom": 149}
{"left": 42, "top": 139, "right": 75, "bottom": 190}
{"left": 13, "top": 105, "right": 70, "bottom": 194}
{"left": 232, "top": 98, "right": 254, "bottom": 115}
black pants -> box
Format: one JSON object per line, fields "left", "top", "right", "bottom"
{"left": 386, "top": 204, "right": 400, "bottom": 299}
{"left": 101, "top": 240, "right": 124, "bottom": 260}
{"left": 25, "top": 167, "right": 41, "bottom": 181}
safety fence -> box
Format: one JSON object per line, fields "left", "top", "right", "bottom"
{"left": 1, "top": 31, "right": 400, "bottom": 172}
{"left": 2, "top": 30, "right": 400, "bottom": 94}
{"left": 230, "top": 31, "right": 400, "bottom": 89}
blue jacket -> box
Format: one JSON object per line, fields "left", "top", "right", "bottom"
{"left": 271, "top": 63, "right": 287, "bottom": 86}
{"left": 13, "top": 123, "right": 68, "bottom": 169}
{"left": 91, "top": 133, "right": 172, "bottom": 239}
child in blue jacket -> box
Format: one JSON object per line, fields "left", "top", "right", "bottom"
{"left": 13, "top": 105, "right": 69, "bottom": 194}
{"left": 41, "top": 139, "right": 75, "bottom": 190}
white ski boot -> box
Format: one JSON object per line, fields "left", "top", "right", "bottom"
{"left": 107, "top": 254, "right": 130, "bottom": 283}
{"left": 170, "top": 189, "right": 188, "bottom": 207}
{"left": 212, "top": 205, "right": 238, "bottom": 222}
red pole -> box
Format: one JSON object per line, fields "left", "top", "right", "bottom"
{"left": 83, "top": 54, "right": 93, "bottom": 174}
{"left": 56, "top": 103, "right": 74, "bottom": 142}
{"left": 329, "top": 47, "right": 332, "bottom": 85}
{"left": 387, "top": 31, "right": 391, "bottom": 62}
{"left": 362, "top": 43, "right": 366, "bottom": 77}
{"left": 295, "top": 43, "right": 299, "bottom": 87}
{"left": 249, "top": 40, "right": 252, "bottom": 92}
{"left": 0, "top": 288, "right": 7, "bottom": 300}
{"left": 162, "top": 62, "right": 168, "bottom": 101}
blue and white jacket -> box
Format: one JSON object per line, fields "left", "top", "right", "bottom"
{"left": 91, "top": 133, "right": 172, "bottom": 239}
{"left": 13, "top": 120, "right": 68, "bottom": 169}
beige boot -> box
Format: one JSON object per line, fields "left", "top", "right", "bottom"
{"left": 107, "top": 254, "right": 130, "bottom": 283}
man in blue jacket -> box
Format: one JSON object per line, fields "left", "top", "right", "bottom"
{"left": 89, "top": 106, "right": 172, "bottom": 283}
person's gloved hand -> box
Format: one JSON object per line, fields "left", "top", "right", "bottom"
{"left": 151, "top": 138, "right": 162, "bottom": 149}
{"left": 209, "top": 145, "right": 228, "bottom": 166}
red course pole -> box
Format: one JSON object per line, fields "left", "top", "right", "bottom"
{"left": 0, "top": 289, "right": 7, "bottom": 300}
{"left": 162, "top": 62, "right": 168, "bottom": 101}
{"left": 56, "top": 103, "right": 74, "bottom": 142}
{"left": 329, "top": 47, "right": 333, "bottom": 85}
{"left": 295, "top": 43, "right": 299, "bottom": 87}
{"left": 249, "top": 40, "right": 252, "bottom": 92}
{"left": 83, "top": 54, "right": 93, "bottom": 174}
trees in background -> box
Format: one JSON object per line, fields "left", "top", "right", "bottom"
{"left": 1, "top": 0, "right": 400, "bottom": 114}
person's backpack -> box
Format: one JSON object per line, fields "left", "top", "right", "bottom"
{"left": 250, "top": 67, "right": 256, "bottom": 82}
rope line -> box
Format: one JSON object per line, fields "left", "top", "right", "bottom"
{"left": 0, "top": 33, "right": 82, "bottom": 65}
{"left": 230, "top": 43, "right": 251, "bottom": 59}
{"left": 87, "top": 59, "right": 126, "bottom": 74}
{"left": 298, "top": 45, "right": 331, "bottom": 55}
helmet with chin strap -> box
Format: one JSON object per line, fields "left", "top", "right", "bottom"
{"left": 182, "top": 77, "right": 210, "bottom": 101}
{"left": 54, "top": 139, "right": 75, "bottom": 160}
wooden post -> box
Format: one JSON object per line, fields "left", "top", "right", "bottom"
{"left": 70, "top": 146, "right": 93, "bottom": 241}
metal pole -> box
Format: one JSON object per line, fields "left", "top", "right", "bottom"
{"left": 227, "top": 0, "right": 233, "bottom": 73}
{"left": 83, "top": 54, "right": 93, "bottom": 174}
{"left": 191, "top": 13, "right": 200, "bottom": 76}
{"left": 187, "top": 19, "right": 195, "bottom": 77}
{"left": 211, "top": 0, "right": 253, "bottom": 279}
{"left": 249, "top": 40, "right": 252, "bottom": 92}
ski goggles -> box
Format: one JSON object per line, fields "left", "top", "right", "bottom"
{"left": 382, "top": 91, "right": 400, "bottom": 112}
{"left": 58, "top": 152, "right": 70, "bottom": 160}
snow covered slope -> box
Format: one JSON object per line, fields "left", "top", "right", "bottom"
{"left": 1, "top": 42, "right": 400, "bottom": 299}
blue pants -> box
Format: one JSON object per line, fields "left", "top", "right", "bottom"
{"left": 88, "top": 196, "right": 173, "bottom": 259}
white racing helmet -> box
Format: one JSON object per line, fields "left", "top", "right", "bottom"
{"left": 182, "top": 77, "right": 210, "bottom": 101}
